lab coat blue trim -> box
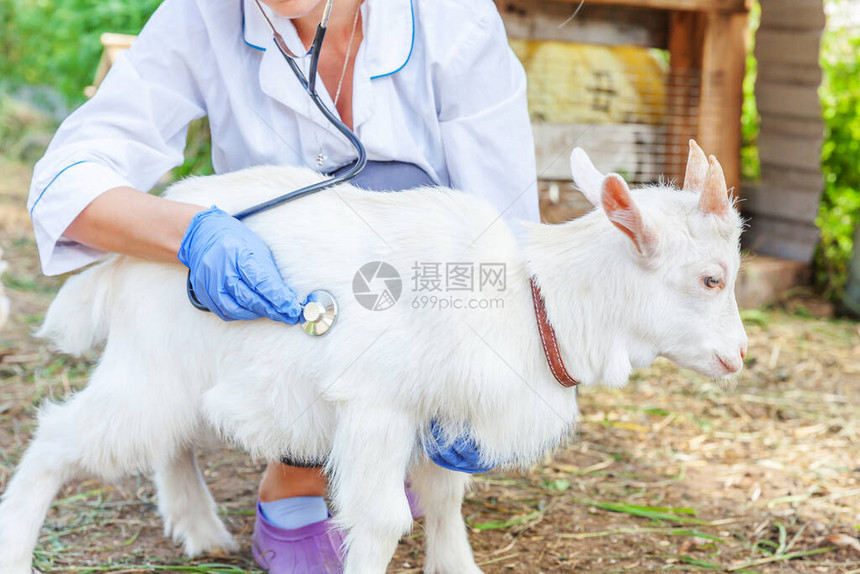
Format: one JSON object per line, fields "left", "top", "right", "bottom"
{"left": 241, "top": 0, "right": 266, "bottom": 52}
{"left": 29, "top": 161, "right": 89, "bottom": 216}
{"left": 370, "top": 0, "right": 415, "bottom": 80}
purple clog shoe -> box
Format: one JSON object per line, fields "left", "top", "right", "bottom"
{"left": 405, "top": 482, "right": 423, "bottom": 519}
{"left": 252, "top": 501, "right": 345, "bottom": 573}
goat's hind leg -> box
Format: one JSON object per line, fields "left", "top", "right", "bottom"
{"left": 0, "top": 400, "right": 87, "bottom": 574}
{"left": 154, "top": 446, "right": 237, "bottom": 557}
{"left": 0, "top": 356, "right": 197, "bottom": 572}
{"left": 409, "top": 459, "right": 484, "bottom": 574}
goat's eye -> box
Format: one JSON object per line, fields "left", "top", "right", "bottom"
{"left": 704, "top": 276, "right": 723, "bottom": 289}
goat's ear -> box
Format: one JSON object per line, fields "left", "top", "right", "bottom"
{"left": 602, "top": 174, "right": 656, "bottom": 256}
{"left": 570, "top": 147, "right": 604, "bottom": 206}
{"left": 698, "top": 155, "right": 730, "bottom": 218}
{"left": 683, "top": 139, "right": 708, "bottom": 192}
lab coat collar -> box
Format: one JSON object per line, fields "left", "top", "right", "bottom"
{"left": 241, "top": 0, "right": 414, "bottom": 80}
{"left": 245, "top": 0, "right": 343, "bottom": 131}
{"left": 362, "top": 0, "right": 414, "bottom": 79}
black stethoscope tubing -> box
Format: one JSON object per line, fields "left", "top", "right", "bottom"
{"left": 187, "top": 0, "right": 367, "bottom": 311}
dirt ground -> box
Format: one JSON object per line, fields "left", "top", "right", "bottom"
{"left": 1, "top": 157, "right": 859, "bottom": 573}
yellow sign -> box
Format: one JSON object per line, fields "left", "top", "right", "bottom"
{"left": 509, "top": 40, "right": 668, "bottom": 125}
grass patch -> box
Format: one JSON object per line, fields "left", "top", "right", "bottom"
{"left": 2, "top": 272, "right": 57, "bottom": 294}
{"left": 583, "top": 501, "right": 709, "bottom": 525}
{"left": 470, "top": 510, "right": 542, "bottom": 531}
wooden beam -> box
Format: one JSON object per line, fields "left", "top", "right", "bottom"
{"left": 755, "top": 29, "right": 823, "bottom": 66}
{"left": 744, "top": 185, "right": 823, "bottom": 224}
{"left": 758, "top": 164, "right": 823, "bottom": 191}
{"left": 758, "top": 0, "right": 826, "bottom": 29}
{"left": 499, "top": 1, "right": 669, "bottom": 48}
{"left": 742, "top": 216, "right": 820, "bottom": 261}
{"left": 757, "top": 62, "right": 822, "bottom": 86}
{"left": 543, "top": 0, "right": 749, "bottom": 14}
{"left": 757, "top": 133, "right": 824, "bottom": 172}
{"left": 757, "top": 82, "right": 823, "bottom": 119}
{"left": 748, "top": 0, "right": 825, "bottom": 260}
{"left": 735, "top": 255, "right": 811, "bottom": 308}
{"left": 665, "top": 10, "right": 705, "bottom": 185}
{"left": 696, "top": 10, "right": 748, "bottom": 193}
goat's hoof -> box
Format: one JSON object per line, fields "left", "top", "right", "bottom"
{"left": 426, "top": 564, "right": 484, "bottom": 574}
{"left": 178, "top": 520, "right": 239, "bottom": 558}
{"left": 207, "top": 544, "right": 237, "bottom": 558}
{"left": 184, "top": 535, "right": 238, "bottom": 558}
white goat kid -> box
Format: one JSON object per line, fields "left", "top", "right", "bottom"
{"left": 0, "top": 141, "right": 747, "bottom": 574}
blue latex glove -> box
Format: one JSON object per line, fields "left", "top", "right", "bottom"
{"left": 424, "top": 420, "right": 494, "bottom": 474}
{"left": 178, "top": 207, "right": 302, "bottom": 324}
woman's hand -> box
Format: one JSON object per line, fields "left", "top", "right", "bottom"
{"left": 424, "top": 420, "right": 494, "bottom": 474}
{"left": 178, "top": 207, "right": 302, "bottom": 324}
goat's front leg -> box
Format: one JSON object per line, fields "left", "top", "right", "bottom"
{"left": 409, "top": 459, "right": 484, "bottom": 574}
{"left": 327, "top": 402, "right": 416, "bottom": 574}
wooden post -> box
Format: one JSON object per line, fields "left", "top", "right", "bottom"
{"left": 666, "top": 11, "right": 704, "bottom": 185}
{"left": 743, "top": 0, "right": 825, "bottom": 262}
{"left": 697, "top": 11, "right": 749, "bottom": 193}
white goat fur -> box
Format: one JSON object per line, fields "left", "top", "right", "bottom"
{"left": 0, "top": 147, "right": 747, "bottom": 573}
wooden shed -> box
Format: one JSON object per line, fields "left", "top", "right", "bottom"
{"left": 498, "top": 0, "right": 752, "bottom": 217}
{"left": 498, "top": 0, "right": 828, "bottom": 304}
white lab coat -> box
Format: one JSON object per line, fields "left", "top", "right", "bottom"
{"left": 28, "top": 0, "right": 540, "bottom": 276}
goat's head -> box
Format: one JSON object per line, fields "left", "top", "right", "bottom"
{"left": 569, "top": 140, "right": 748, "bottom": 379}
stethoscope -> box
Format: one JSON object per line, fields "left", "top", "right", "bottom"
{"left": 187, "top": 0, "right": 363, "bottom": 337}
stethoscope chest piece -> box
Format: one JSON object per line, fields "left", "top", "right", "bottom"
{"left": 300, "top": 290, "right": 338, "bottom": 336}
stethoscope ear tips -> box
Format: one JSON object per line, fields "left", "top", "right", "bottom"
{"left": 300, "top": 289, "right": 338, "bottom": 336}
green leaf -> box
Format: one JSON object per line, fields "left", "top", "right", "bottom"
{"left": 471, "top": 510, "right": 542, "bottom": 531}
{"left": 582, "top": 500, "right": 708, "bottom": 525}
{"left": 544, "top": 478, "right": 571, "bottom": 491}
{"left": 678, "top": 555, "right": 722, "bottom": 569}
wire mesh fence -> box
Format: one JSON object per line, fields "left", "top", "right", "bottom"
{"left": 510, "top": 40, "right": 710, "bottom": 187}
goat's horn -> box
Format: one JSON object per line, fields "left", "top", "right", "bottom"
{"left": 683, "top": 139, "right": 708, "bottom": 192}
{"left": 698, "top": 155, "right": 729, "bottom": 217}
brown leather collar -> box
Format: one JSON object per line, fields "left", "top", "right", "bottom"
{"left": 530, "top": 277, "right": 580, "bottom": 387}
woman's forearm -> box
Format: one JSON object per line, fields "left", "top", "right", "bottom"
{"left": 64, "top": 187, "right": 205, "bottom": 263}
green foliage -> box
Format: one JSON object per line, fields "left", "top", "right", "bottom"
{"left": 741, "top": 1, "right": 762, "bottom": 182}
{"left": 815, "top": 16, "right": 860, "bottom": 301}
{"left": 0, "top": 0, "right": 216, "bottom": 178}
{"left": 0, "top": 0, "right": 162, "bottom": 105}
{"left": 174, "top": 118, "right": 214, "bottom": 180}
